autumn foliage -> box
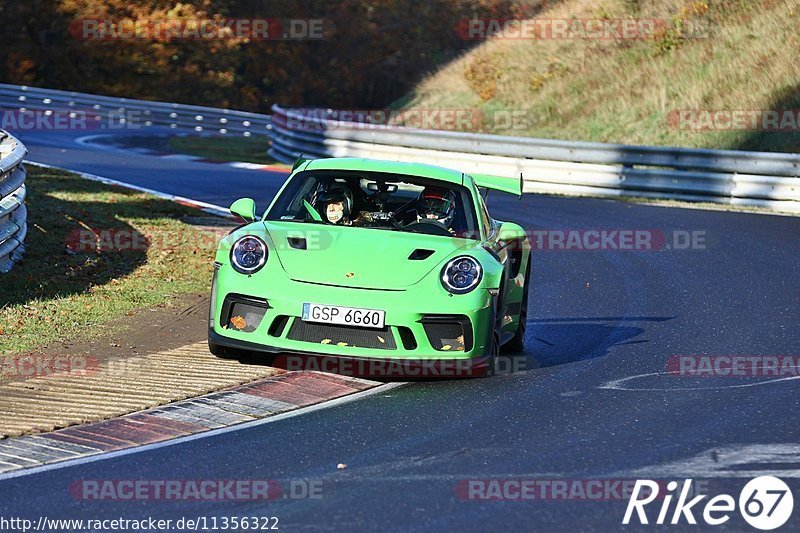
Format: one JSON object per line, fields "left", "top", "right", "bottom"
{"left": 0, "top": 0, "right": 527, "bottom": 111}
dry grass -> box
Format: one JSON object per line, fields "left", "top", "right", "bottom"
{"left": 0, "top": 167, "right": 215, "bottom": 355}
{"left": 399, "top": 0, "right": 800, "bottom": 152}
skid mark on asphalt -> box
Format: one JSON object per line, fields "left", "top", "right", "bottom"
{"left": 598, "top": 371, "right": 800, "bottom": 391}
{"left": 618, "top": 444, "right": 800, "bottom": 478}
{"left": 534, "top": 336, "right": 555, "bottom": 347}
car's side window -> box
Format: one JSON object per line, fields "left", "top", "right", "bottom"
{"left": 477, "top": 192, "right": 495, "bottom": 237}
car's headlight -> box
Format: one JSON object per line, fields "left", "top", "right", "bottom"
{"left": 441, "top": 256, "right": 482, "bottom": 294}
{"left": 230, "top": 236, "right": 267, "bottom": 275}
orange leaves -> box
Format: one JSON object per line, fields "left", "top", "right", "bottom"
{"left": 229, "top": 315, "right": 247, "bottom": 330}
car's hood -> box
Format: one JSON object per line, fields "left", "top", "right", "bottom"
{"left": 263, "top": 221, "right": 475, "bottom": 290}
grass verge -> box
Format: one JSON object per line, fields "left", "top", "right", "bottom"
{"left": 399, "top": 0, "right": 800, "bottom": 153}
{"left": 167, "top": 134, "right": 289, "bottom": 166}
{"left": 0, "top": 166, "right": 217, "bottom": 355}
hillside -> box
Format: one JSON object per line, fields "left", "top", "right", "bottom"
{"left": 396, "top": 0, "right": 800, "bottom": 152}
{"left": 0, "top": 1, "right": 523, "bottom": 112}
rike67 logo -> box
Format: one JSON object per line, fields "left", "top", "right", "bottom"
{"left": 624, "top": 476, "right": 794, "bottom": 530}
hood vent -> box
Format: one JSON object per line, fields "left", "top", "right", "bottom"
{"left": 408, "top": 249, "right": 435, "bottom": 260}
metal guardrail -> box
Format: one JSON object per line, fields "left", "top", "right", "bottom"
{"left": 269, "top": 105, "right": 800, "bottom": 212}
{"left": 0, "top": 84, "right": 272, "bottom": 136}
{"left": 0, "top": 130, "right": 27, "bottom": 273}
{"left": 1, "top": 84, "right": 798, "bottom": 214}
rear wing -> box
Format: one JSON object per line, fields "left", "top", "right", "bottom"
{"left": 470, "top": 173, "right": 523, "bottom": 198}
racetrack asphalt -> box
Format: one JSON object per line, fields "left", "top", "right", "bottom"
{"left": 1, "top": 127, "right": 799, "bottom": 531}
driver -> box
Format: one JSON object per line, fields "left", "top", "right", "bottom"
{"left": 416, "top": 186, "right": 456, "bottom": 232}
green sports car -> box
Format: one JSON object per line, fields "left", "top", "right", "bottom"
{"left": 209, "top": 157, "right": 531, "bottom": 377}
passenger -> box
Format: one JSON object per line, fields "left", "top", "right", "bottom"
{"left": 317, "top": 186, "right": 353, "bottom": 225}
{"left": 318, "top": 185, "right": 373, "bottom": 226}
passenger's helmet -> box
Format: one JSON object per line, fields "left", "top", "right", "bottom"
{"left": 318, "top": 184, "right": 353, "bottom": 223}
{"left": 417, "top": 187, "right": 456, "bottom": 226}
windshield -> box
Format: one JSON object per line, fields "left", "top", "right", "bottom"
{"left": 266, "top": 170, "right": 480, "bottom": 239}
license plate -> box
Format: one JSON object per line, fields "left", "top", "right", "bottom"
{"left": 302, "top": 303, "right": 385, "bottom": 329}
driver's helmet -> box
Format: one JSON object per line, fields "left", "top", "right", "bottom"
{"left": 317, "top": 184, "right": 353, "bottom": 224}
{"left": 417, "top": 186, "right": 456, "bottom": 226}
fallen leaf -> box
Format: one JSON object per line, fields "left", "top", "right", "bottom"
{"left": 337, "top": 342, "right": 348, "bottom": 347}
{"left": 377, "top": 336, "right": 385, "bottom": 344}
{"left": 442, "top": 345, "right": 452, "bottom": 351}
{"left": 321, "top": 339, "right": 332, "bottom": 344}
{"left": 230, "top": 315, "right": 247, "bottom": 330}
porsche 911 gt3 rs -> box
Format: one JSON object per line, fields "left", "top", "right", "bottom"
{"left": 209, "top": 157, "right": 531, "bottom": 376}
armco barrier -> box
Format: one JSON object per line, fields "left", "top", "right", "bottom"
{"left": 0, "top": 130, "right": 27, "bottom": 273}
{"left": 0, "top": 84, "right": 271, "bottom": 136}
{"left": 268, "top": 105, "right": 800, "bottom": 213}
{"left": 1, "top": 84, "right": 798, "bottom": 214}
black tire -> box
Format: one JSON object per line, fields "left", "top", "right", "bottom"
{"left": 483, "top": 330, "right": 501, "bottom": 377}
{"left": 502, "top": 259, "right": 530, "bottom": 354}
{"left": 209, "top": 338, "right": 236, "bottom": 359}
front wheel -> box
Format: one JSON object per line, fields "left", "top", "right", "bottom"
{"left": 482, "top": 330, "right": 501, "bottom": 377}
{"left": 502, "top": 260, "right": 530, "bottom": 354}
{"left": 209, "top": 338, "right": 237, "bottom": 359}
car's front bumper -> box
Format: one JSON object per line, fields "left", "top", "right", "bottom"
{"left": 210, "top": 263, "right": 495, "bottom": 362}
{"left": 208, "top": 328, "right": 493, "bottom": 378}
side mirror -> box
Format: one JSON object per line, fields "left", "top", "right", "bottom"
{"left": 292, "top": 155, "right": 310, "bottom": 171}
{"left": 497, "top": 221, "right": 527, "bottom": 243}
{"left": 230, "top": 198, "right": 257, "bottom": 223}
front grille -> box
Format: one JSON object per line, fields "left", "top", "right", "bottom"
{"left": 287, "top": 320, "right": 397, "bottom": 350}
